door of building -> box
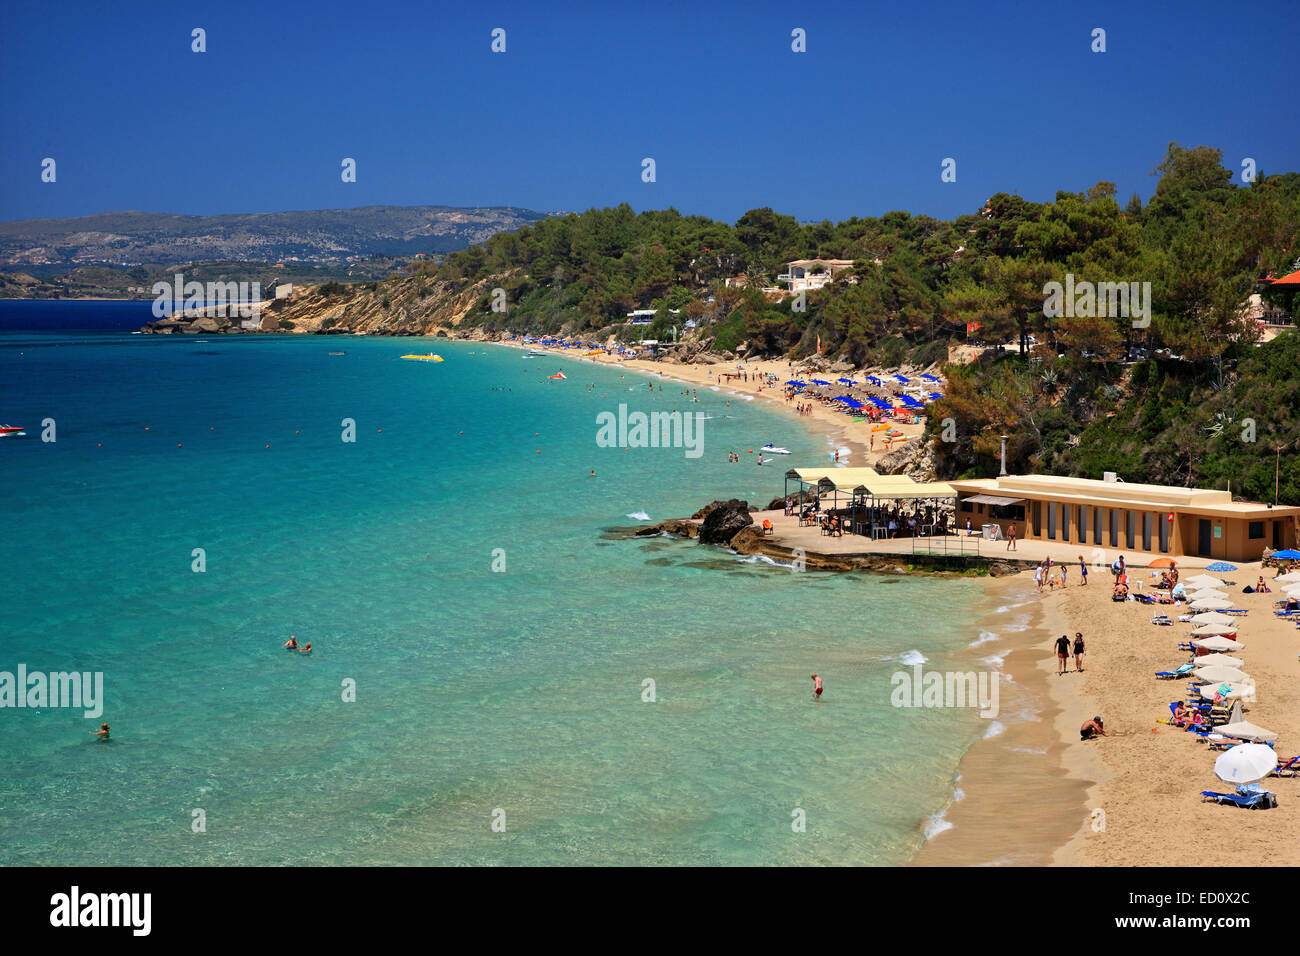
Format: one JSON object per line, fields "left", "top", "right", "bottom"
{"left": 1198, "top": 519, "right": 1212, "bottom": 556}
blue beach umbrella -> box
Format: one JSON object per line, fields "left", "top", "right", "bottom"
{"left": 1205, "top": 561, "right": 1239, "bottom": 571}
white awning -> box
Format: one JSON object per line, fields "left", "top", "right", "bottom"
{"left": 963, "top": 494, "right": 1025, "bottom": 506}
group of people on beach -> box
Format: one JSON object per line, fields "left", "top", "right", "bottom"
{"left": 1032, "top": 554, "right": 1099, "bottom": 593}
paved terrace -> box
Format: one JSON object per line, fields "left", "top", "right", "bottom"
{"left": 751, "top": 507, "right": 1234, "bottom": 571}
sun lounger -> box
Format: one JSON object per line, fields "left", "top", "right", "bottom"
{"left": 1156, "top": 662, "right": 1195, "bottom": 679}
{"left": 1151, "top": 615, "right": 1174, "bottom": 626}
{"left": 1200, "top": 786, "right": 1277, "bottom": 809}
{"left": 1270, "top": 756, "right": 1300, "bottom": 778}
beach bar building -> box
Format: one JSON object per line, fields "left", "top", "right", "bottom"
{"left": 783, "top": 467, "right": 958, "bottom": 537}
{"left": 948, "top": 474, "right": 1300, "bottom": 561}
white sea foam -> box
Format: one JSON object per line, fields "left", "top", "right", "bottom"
{"left": 982, "top": 720, "right": 1005, "bottom": 739}
{"left": 923, "top": 810, "right": 954, "bottom": 840}
{"left": 897, "top": 650, "right": 928, "bottom": 666}
{"left": 625, "top": 511, "right": 651, "bottom": 522}
{"left": 968, "top": 631, "right": 999, "bottom": 648}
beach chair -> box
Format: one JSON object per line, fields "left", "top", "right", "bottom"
{"left": 1200, "top": 786, "right": 1277, "bottom": 810}
{"left": 1269, "top": 756, "right": 1300, "bottom": 778}
{"left": 1151, "top": 614, "right": 1174, "bottom": 626}
{"left": 1156, "top": 662, "right": 1195, "bottom": 679}
{"left": 1176, "top": 642, "right": 1195, "bottom": 652}
{"left": 761, "top": 519, "right": 773, "bottom": 536}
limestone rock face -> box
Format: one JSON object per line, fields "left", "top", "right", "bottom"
{"left": 876, "top": 438, "right": 936, "bottom": 481}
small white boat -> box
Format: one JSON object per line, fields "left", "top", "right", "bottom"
{"left": 761, "top": 444, "right": 791, "bottom": 454}
{"left": 0, "top": 425, "right": 26, "bottom": 438}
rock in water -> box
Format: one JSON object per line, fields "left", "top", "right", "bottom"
{"left": 698, "top": 500, "right": 754, "bottom": 545}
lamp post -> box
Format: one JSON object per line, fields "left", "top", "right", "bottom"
{"left": 999, "top": 434, "right": 1009, "bottom": 477}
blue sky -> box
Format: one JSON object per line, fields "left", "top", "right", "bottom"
{"left": 1, "top": 0, "right": 1296, "bottom": 224}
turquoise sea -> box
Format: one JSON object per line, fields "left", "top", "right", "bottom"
{"left": 0, "top": 301, "right": 996, "bottom": 866}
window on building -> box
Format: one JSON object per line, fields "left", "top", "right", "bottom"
{"left": 1125, "top": 511, "right": 1136, "bottom": 550}
{"left": 1047, "top": 502, "right": 1057, "bottom": 540}
{"left": 1143, "top": 512, "right": 1152, "bottom": 551}
{"left": 1248, "top": 521, "right": 1264, "bottom": 539}
{"left": 1159, "top": 514, "right": 1170, "bottom": 552}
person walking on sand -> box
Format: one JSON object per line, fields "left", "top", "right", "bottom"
{"left": 1007, "top": 522, "right": 1016, "bottom": 551}
{"left": 1080, "top": 716, "right": 1106, "bottom": 740}
{"left": 1059, "top": 562, "right": 1067, "bottom": 587}
{"left": 1072, "top": 632, "right": 1085, "bottom": 672}
{"left": 811, "top": 674, "right": 823, "bottom": 700}
{"left": 1078, "top": 554, "right": 1088, "bottom": 586}
{"left": 1054, "top": 634, "right": 1071, "bottom": 675}
{"left": 1035, "top": 563, "right": 1044, "bottom": 593}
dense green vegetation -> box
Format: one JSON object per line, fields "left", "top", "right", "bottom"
{"left": 423, "top": 143, "right": 1300, "bottom": 500}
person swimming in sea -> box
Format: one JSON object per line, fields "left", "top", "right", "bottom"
{"left": 283, "top": 636, "right": 299, "bottom": 650}
{"left": 90, "top": 722, "right": 110, "bottom": 739}
{"left": 299, "top": 642, "right": 312, "bottom": 654}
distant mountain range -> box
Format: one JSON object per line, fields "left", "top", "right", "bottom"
{"left": 0, "top": 205, "right": 554, "bottom": 274}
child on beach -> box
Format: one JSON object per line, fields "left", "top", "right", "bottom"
{"left": 1035, "top": 564, "right": 1044, "bottom": 593}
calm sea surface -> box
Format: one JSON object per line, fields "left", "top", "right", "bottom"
{"left": 0, "top": 301, "right": 994, "bottom": 865}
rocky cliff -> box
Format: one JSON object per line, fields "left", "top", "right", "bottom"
{"left": 142, "top": 272, "right": 512, "bottom": 336}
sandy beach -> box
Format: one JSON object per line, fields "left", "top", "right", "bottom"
{"left": 1041, "top": 565, "right": 1300, "bottom": 865}
{"left": 503, "top": 343, "right": 931, "bottom": 470}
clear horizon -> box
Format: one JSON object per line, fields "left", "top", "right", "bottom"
{"left": 2, "top": 0, "right": 1297, "bottom": 226}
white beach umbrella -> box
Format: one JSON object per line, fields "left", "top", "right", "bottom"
{"left": 1274, "top": 571, "right": 1300, "bottom": 583}
{"left": 1196, "top": 681, "right": 1253, "bottom": 702}
{"left": 1214, "top": 743, "right": 1278, "bottom": 784}
{"left": 1190, "top": 611, "right": 1236, "bottom": 625}
{"left": 1190, "top": 598, "right": 1235, "bottom": 610}
{"left": 1192, "top": 636, "right": 1243, "bottom": 652}
{"left": 1188, "top": 589, "right": 1229, "bottom": 600}
{"left": 1282, "top": 585, "right": 1300, "bottom": 597}
{"left": 1190, "top": 623, "right": 1237, "bottom": 636}
{"left": 1192, "top": 653, "right": 1244, "bottom": 668}
{"left": 1192, "top": 665, "right": 1250, "bottom": 683}
{"left": 1186, "top": 575, "right": 1227, "bottom": 588}
{"left": 1213, "top": 721, "right": 1278, "bottom": 744}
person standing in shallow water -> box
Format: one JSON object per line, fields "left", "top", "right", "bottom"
{"left": 811, "top": 674, "right": 823, "bottom": 700}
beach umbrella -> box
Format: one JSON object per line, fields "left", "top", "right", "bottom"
{"left": 1185, "top": 575, "right": 1227, "bottom": 588}
{"left": 1269, "top": 549, "right": 1300, "bottom": 561}
{"left": 1213, "top": 721, "right": 1277, "bottom": 744}
{"left": 1275, "top": 571, "right": 1300, "bottom": 583}
{"left": 1192, "top": 636, "right": 1243, "bottom": 652}
{"left": 1214, "top": 743, "right": 1277, "bottom": 784}
{"left": 1192, "top": 653, "right": 1243, "bottom": 668}
{"left": 1190, "top": 623, "right": 1237, "bottom": 636}
{"left": 1205, "top": 561, "right": 1239, "bottom": 572}
{"left": 1196, "top": 681, "right": 1252, "bottom": 702}
{"left": 1188, "top": 589, "right": 1229, "bottom": 601}
{"left": 1189, "top": 598, "right": 1234, "bottom": 610}
{"left": 1189, "top": 611, "right": 1236, "bottom": 625}
{"left": 1192, "top": 665, "right": 1249, "bottom": 683}
{"left": 1149, "top": 557, "right": 1176, "bottom": 568}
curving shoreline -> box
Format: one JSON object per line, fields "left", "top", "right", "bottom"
{"left": 495, "top": 338, "right": 1091, "bottom": 865}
